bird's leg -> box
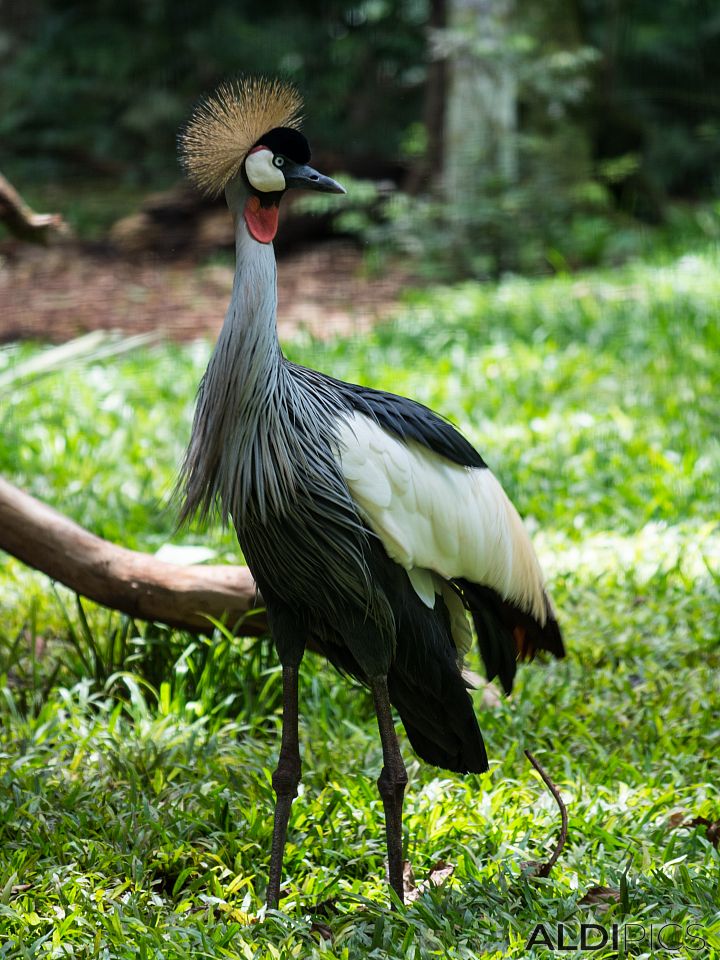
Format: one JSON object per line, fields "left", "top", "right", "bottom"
{"left": 267, "top": 664, "right": 301, "bottom": 909}
{"left": 370, "top": 675, "right": 408, "bottom": 906}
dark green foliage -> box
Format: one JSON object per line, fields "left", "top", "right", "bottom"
{"left": 0, "top": 0, "right": 426, "bottom": 183}
{"left": 581, "top": 0, "right": 720, "bottom": 209}
{"left": 3, "top": 1, "right": 719, "bottom": 204}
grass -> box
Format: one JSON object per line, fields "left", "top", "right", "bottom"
{"left": 0, "top": 239, "right": 719, "bottom": 957}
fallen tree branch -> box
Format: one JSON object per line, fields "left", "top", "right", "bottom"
{"left": 524, "top": 749, "right": 569, "bottom": 878}
{"left": 0, "top": 477, "right": 266, "bottom": 635}
{"left": 0, "top": 172, "right": 69, "bottom": 244}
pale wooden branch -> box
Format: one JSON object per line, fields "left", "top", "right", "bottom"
{"left": 0, "top": 172, "right": 69, "bottom": 244}
{"left": 0, "top": 477, "right": 267, "bottom": 635}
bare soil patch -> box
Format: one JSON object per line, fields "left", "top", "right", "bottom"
{"left": 0, "top": 241, "right": 408, "bottom": 344}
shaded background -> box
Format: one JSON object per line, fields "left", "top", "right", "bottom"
{"left": 1, "top": 0, "right": 720, "bottom": 294}
{"left": 3, "top": 0, "right": 720, "bottom": 194}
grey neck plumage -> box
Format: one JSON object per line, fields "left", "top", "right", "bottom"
{"left": 179, "top": 195, "right": 291, "bottom": 526}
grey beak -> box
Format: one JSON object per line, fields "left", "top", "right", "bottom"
{"left": 284, "top": 162, "right": 346, "bottom": 194}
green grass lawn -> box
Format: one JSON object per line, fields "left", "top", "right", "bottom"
{"left": 1, "top": 243, "right": 719, "bottom": 958}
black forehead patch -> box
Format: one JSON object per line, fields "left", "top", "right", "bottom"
{"left": 254, "top": 127, "right": 311, "bottom": 164}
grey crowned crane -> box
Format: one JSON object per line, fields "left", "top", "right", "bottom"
{"left": 178, "top": 76, "right": 564, "bottom": 908}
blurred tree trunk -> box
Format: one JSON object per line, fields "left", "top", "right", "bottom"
{"left": 406, "top": 0, "right": 447, "bottom": 193}
{"left": 425, "top": 0, "right": 448, "bottom": 178}
{"left": 442, "top": 0, "right": 517, "bottom": 199}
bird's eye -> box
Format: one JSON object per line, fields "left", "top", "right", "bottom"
{"left": 273, "top": 156, "right": 285, "bottom": 168}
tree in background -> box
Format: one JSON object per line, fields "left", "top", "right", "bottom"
{"left": 385, "top": 0, "right": 601, "bottom": 276}
{"left": 443, "top": 0, "right": 518, "bottom": 200}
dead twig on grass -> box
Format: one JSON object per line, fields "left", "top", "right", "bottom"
{"left": 524, "top": 749, "right": 569, "bottom": 878}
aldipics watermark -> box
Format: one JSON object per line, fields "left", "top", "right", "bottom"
{"left": 526, "top": 921, "right": 708, "bottom": 952}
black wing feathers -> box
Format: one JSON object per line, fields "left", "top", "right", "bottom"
{"left": 387, "top": 584, "right": 489, "bottom": 774}
{"left": 334, "top": 378, "right": 487, "bottom": 469}
{"left": 309, "top": 540, "right": 489, "bottom": 775}
{"left": 458, "top": 579, "right": 565, "bottom": 694}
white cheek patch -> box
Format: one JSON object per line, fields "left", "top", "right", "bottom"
{"left": 245, "top": 148, "right": 286, "bottom": 193}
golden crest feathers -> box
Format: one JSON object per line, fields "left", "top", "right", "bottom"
{"left": 179, "top": 76, "right": 303, "bottom": 197}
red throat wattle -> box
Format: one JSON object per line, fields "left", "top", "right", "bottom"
{"left": 244, "top": 195, "right": 279, "bottom": 244}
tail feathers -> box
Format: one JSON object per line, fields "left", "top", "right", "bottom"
{"left": 389, "top": 578, "right": 493, "bottom": 774}
{"left": 401, "top": 716, "right": 488, "bottom": 774}
{"left": 458, "top": 579, "right": 565, "bottom": 695}
{"left": 312, "top": 630, "right": 489, "bottom": 774}
{"left": 389, "top": 668, "right": 488, "bottom": 774}
{"left": 308, "top": 614, "right": 488, "bottom": 774}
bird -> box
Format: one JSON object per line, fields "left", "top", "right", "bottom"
{"left": 177, "top": 75, "right": 565, "bottom": 909}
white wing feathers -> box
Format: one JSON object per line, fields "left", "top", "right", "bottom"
{"left": 334, "top": 412, "right": 547, "bottom": 625}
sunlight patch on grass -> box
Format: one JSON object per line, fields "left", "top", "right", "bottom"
{"left": 536, "top": 521, "right": 719, "bottom": 581}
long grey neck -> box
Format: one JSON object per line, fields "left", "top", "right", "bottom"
{"left": 220, "top": 212, "right": 283, "bottom": 391}
{"left": 179, "top": 206, "right": 287, "bottom": 524}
